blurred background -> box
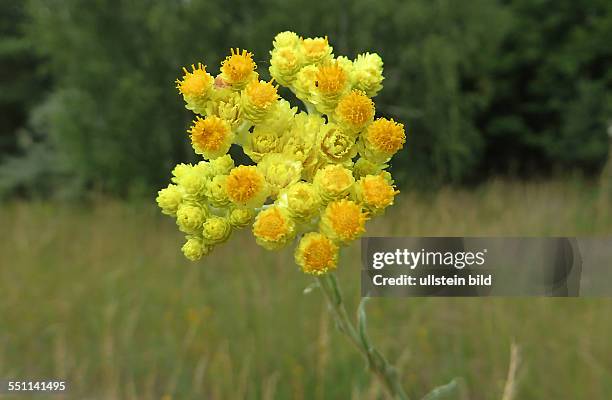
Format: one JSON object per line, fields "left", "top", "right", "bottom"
{"left": 1, "top": 0, "right": 611, "bottom": 399}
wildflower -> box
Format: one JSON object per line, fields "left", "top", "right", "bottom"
{"left": 228, "top": 207, "right": 256, "bottom": 229}
{"left": 300, "top": 37, "right": 333, "bottom": 64}
{"left": 241, "top": 80, "right": 278, "bottom": 124}
{"left": 253, "top": 206, "right": 296, "bottom": 250}
{"left": 189, "top": 116, "right": 234, "bottom": 160}
{"left": 273, "top": 31, "right": 301, "bottom": 49}
{"left": 354, "top": 174, "right": 398, "bottom": 215}
{"left": 205, "top": 175, "right": 231, "bottom": 207}
{"left": 258, "top": 153, "right": 303, "bottom": 198}
{"left": 270, "top": 47, "right": 303, "bottom": 86}
{"left": 182, "top": 237, "right": 211, "bottom": 261}
{"left": 179, "top": 167, "right": 209, "bottom": 198}
{"left": 352, "top": 53, "right": 384, "bottom": 97}
{"left": 318, "top": 123, "right": 358, "bottom": 165}
{"left": 295, "top": 232, "right": 338, "bottom": 275}
{"left": 360, "top": 118, "right": 406, "bottom": 163}
{"left": 176, "top": 204, "right": 208, "bottom": 234}
{"left": 292, "top": 65, "right": 318, "bottom": 103}
{"left": 312, "top": 62, "right": 349, "bottom": 113}
{"left": 220, "top": 48, "right": 257, "bottom": 89}
{"left": 320, "top": 199, "right": 368, "bottom": 244}
{"left": 156, "top": 184, "right": 183, "bottom": 216}
{"left": 171, "top": 163, "right": 193, "bottom": 184}
{"left": 352, "top": 158, "right": 386, "bottom": 180}
{"left": 209, "top": 154, "right": 235, "bottom": 176}
{"left": 313, "top": 164, "right": 355, "bottom": 203}
{"left": 335, "top": 90, "right": 374, "bottom": 132}
{"left": 282, "top": 181, "right": 321, "bottom": 223}
{"left": 202, "top": 216, "right": 232, "bottom": 245}
{"left": 176, "top": 63, "right": 214, "bottom": 114}
{"left": 282, "top": 112, "right": 323, "bottom": 179}
{"left": 225, "top": 165, "right": 269, "bottom": 208}
{"left": 204, "top": 91, "right": 242, "bottom": 130}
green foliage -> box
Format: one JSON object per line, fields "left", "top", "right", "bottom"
{"left": 1, "top": 0, "right": 610, "bottom": 196}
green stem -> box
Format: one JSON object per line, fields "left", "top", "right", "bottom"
{"left": 316, "top": 273, "right": 409, "bottom": 400}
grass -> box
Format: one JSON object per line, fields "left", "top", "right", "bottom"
{"left": 1, "top": 179, "right": 611, "bottom": 399}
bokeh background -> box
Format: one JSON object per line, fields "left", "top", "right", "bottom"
{"left": 1, "top": 0, "right": 612, "bottom": 399}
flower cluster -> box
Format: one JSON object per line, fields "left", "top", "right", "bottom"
{"left": 157, "top": 32, "right": 405, "bottom": 275}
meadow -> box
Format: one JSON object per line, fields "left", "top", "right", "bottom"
{"left": 1, "top": 179, "right": 611, "bottom": 399}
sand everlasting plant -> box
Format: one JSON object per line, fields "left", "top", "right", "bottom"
{"left": 157, "top": 32, "right": 441, "bottom": 399}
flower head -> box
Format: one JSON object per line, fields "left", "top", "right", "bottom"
{"left": 182, "top": 237, "right": 211, "bottom": 261}
{"left": 320, "top": 199, "right": 368, "bottom": 244}
{"left": 313, "top": 164, "right": 355, "bottom": 203}
{"left": 220, "top": 48, "right": 257, "bottom": 88}
{"left": 241, "top": 80, "right": 278, "bottom": 123}
{"left": 352, "top": 53, "right": 384, "bottom": 97}
{"left": 156, "top": 184, "right": 183, "bottom": 216}
{"left": 228, "top": 207, "right": 256, "bottom": 229}
{"left": 335, "top": 90, "right": 374, "bottom": 131}
{"left": 189, "top": 116, "right": 234, "bottom": 160}
{"left": 283, "top": 181, "right": 321, "bottom": 223}
{"left": 176, "top": 204, "right": 208, "bottom": 234}
{"left": 295, "top": 232, "right": 338, "bottom": 275}
{"left": 202, "top": 216, "right": 232, "bottom": 245}
{"left": 354, "top": 174, "right": 398, "bottom": 215}
{"left": 176, "top": 63, "right": 214, "bottom": 114}
{"left": 300, "top": 37, "right": 333, "bottom": 64}
{"left": 273, "top": 31, "right": 301, "bottom": 49}
{"left": 205, "top": 175, "right": 231, "bottom": 207}
{"left": 270, "top": 47, "right": 303, "bottom": 86}
{"left": 318, "top": 123, "right": 358, "bottom": 165}
{"left": 312, "top": 62, "right": 349, "bottom": 113}
{"left": 258, "top": 153, "right": 303, "bottom": 198}
{"left": 360, "top": 118, "right": 406, "bottom": 162}
{"left": 225, "top": 165, "right": 269, "bottom": 208}
{"left": 253, "top": 206, "right": 296, "bottom": 250}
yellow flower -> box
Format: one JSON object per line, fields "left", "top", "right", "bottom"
{"left": 202, "top": 216, "right": 232, "bottom": 245}
{"left": 295, "top": 232, "right": 338, "bottom": 275}
{"left": 171, "top": 163, "right": 192, "bottom": 184}
{"left": 312, "top": 62, "right": 349, "bottom": 113}
{"left": 352, "top": 53, "right": 384, "bottom": 97}
{"left": 209, "top": 154, "right": 235, "bottom": 176}
{"left": 204, "top": 91, "right": 243, "bottom": 130}
{"left": 320, "top": 199, "right": 368, "bottom": 244}
{"left": 282, "top": 182, "right": 321, "bottom": 223}
{"left": 282, "top": 112, "right": 323, "bottom": 179}
{"left": 258, "top": 153, "right": 303, "bottom": 198}
{"left": 273, "top": 31, "right": 301, "bottom": 49}
{"left": 352, "top": 157, "right": 387, "bottom": 180}
{"left": 228, "top": 207, "right": 256, "bottom": 229}
{"left": 179, "top": 167, "right": 209, "bottom": 198}
{"left": 313, "top": 164, "right": 355, "bottom": 202}
{"left": 241, "top": 80, "right": 278, "bottom": 124}
{"left": 300, "top": 37, "right": 333, "bottom": 64}
{"left": 335, "top": 90, "right": 374, "bottom": 132}
{"left": 292, "top": 65, "right": 318, "bottom": 103}
{"left": 156, "top": 184, "right": 183, "bottom": 216}
{"left": 252, "top": 206, "right": 296, "bottom": 250}
{"left": 182, "top": 236, "right": 211, "bottom": 261}
{"left": 318, "top": 123, "right": 358, "bottom": 165}
{"left": 176, "top": 204, "right": 208, "bottom": 234}
{"left": 220, "top": 48, "right": 257, "bottom": 89}
{"left": 205, "top": 175, "right": 231, "bottom": 207}
{"left": 360, "top": 118, "right": 406, "bottom": 163}
{"left": 353, "top": 174, "right": 398, "bottom": 215}
{"left": 176, "top": 63, "right": 214, "bottom": 114}
{"left": 270, "top": 47, "right": 303, "bottom": 86}
{"left": 189, "top": 116, "right": 234, "bottom": 160}
{"left": 225, "top": 165, "right": 269, "bottom": 208}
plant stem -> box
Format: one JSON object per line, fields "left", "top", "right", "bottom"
{"left": 316, "top": 273, "right": 409, "bottom": 400}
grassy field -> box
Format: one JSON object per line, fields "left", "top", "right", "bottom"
{"left": 1, "top": 179, "right": 611, "bottom": 399}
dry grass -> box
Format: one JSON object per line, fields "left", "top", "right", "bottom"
{"left": 0, "top": 179, "right": 611, "bottom": 399}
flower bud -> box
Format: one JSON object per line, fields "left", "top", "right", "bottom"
{"left": 359, "top": 117, "right": 405, "bottom": 163}
{"left": 351, "top": 53, "right": 384, "bottom": 97}
{"left": 176, "top": 63, "right": 214, "bottom": 115}
{"left": 258, "top": 153, "right": 303, "bottom": 198}
{"left": 202, "top": 216, "right": 232, "bottom": 245}
{"left": 181, "top": 236, "right": 211, "bottom": 261}
{"left": 241, "top": 80, "right": 279, "bottom": 124}
{"left": 283, "top": 182, "right": 321, "bottom": 223}
{"left": 228, "top": 207, "right": 256, "bottom": 229}
{"left": 209, "top": 154, "right": 235, "bottom": 176}
{"left": 318, "top": 123, "right": 358, "bottom": 165}
{"left": 300, "top": 37, "right": 333, "bottom": 65}
{"left": 353, "top": 174, "right": 398, "bottom": 216}
{"left": 205, "top": 175, "right": 231, "bottom": 207}
{"left": 156, "top": 184, "right": 183, "bottom": 216}
{"left": 176, "top": 204, "right": 208, "bottom": 234}
{"left": 270, "top": 47, "right": 303, "bottom": 86}
{"left": 313, "top": 164, "right": 355, "bottom": 203}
